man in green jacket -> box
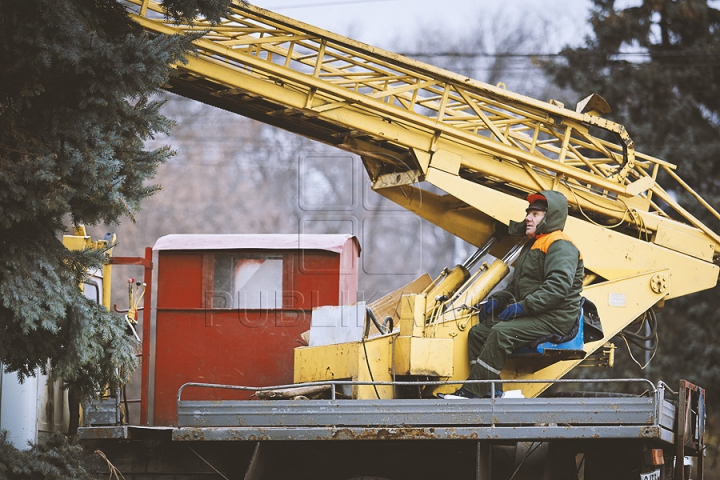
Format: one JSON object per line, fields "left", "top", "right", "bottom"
{"left": 447, "top": 190, "right": 584, "bottom": 399}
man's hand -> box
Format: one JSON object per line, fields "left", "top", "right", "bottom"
{"left": 498, "top": 303, "right": 525, "bottom": 321}
{"left": 478, "top": 300, "right": 498, "bottom": 321}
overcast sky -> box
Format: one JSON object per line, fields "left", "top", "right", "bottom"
{"left": 262, "top": 0, "right": 594, "bottom": 51}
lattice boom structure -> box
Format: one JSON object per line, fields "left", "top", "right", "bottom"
{"left": 127, "top": 0, "right": 720, "bottom": 256}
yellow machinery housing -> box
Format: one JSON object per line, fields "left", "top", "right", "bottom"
{"left": 126, "top": 0, "right": 720, "bottom": 399}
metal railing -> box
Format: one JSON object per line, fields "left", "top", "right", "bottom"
{"left": 178, "top": 377, "right": 658, "bottom": 402}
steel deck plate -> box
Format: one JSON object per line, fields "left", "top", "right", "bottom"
{"left": 178, "top": 397, "right": 658, "bottom": 428}
{"left": 172, "top": 425, "right": 668, "bottom": 442}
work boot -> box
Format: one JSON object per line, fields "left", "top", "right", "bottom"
{"left": 483, "top": 388, "right": 504, "bottom": 398}
{"left": 438, "top": 387, "right": 478, "bottom": 399}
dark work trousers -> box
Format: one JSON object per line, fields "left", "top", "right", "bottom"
{"left": 463, "top": 315, "right": 572, "bottom": 398}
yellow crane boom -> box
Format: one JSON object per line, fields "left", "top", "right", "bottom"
{"left": 128, "top": 0, "right": 719, "bottom": 251}
{"left": 127, "top": 0, "right": 719, "bottom": 398}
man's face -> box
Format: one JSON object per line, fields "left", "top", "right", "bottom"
{"left": 525, "top": 209, "right": 546, "bottom": 239}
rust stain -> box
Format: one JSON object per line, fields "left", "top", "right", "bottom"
{"left": 80, "top": 431, "right": 119, "bottom": 439}
{"left": 331, "top": 428, "right": 440, "bottom": 440}
{"left": 639, "top": 427, "right": 658, "bottom": 438}
{"left": 175, "top": 429, "right": 205, "bottom": 441}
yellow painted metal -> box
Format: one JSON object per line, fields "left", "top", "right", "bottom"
{"left": 62, "top": 226, "right": 115, "bottom": 310}
{"left": 653, "top": 219, "right": 716, "bottom": 262}
{"left": 62, "top": 234, "right": 92, "bottom": 252}
{"left": 62, "top": 226, "right": 94, "bottom": 248}
{"left": 423, "top": 265, "right": 469, "bottom": 309}
{"left": 367, "top": 274, "right": 431, "bottom": 335}
{"left": 426, "top": 259, "right": 512, "bottom": 396}
{"left": 426, "top": 168, "right": 719, "bottom": 299}
{"left": 446, "top": 259, "right": 511, "bottom": 313}
{"left": 427, "top": 314, "right": 477, "bottom": 397}
{"left": 125, "top": 0, "right": 720, "bottom": 255}
{"left": 398, "top": 294, "right": 428, "bottom": 338}
{"left": 373, "top": 184, "right": 498, "bottom": 248}
{"left": 102, "top": 233, "right": 117, "bottom": 310}
{"left": 122, "top": 1, "right": 720, "bottom": 398}
{"left": 102, "top": 263, "right": 112, "bottom": 310}
{"left": 393, "top": 337, "right": 454, "bottom": 377}
{"left": 294, "top": 335, "right": 394, "bottom": 399}
{"left": 431, "top": 149, "right": 463, "bottom": 175}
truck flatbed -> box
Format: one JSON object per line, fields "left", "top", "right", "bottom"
{"left": 79, "top": 378, "right": 678, "bottom": 445}
{"left": 172, "top": 396, "right": 674, "bottom": 443}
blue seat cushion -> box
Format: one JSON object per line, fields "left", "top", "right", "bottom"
{"left": 511, "top": 309, "right": 585, "bottom": 357}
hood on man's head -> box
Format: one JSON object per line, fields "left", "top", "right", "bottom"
{"left": 507, "top": 190, "right": 569, "bottom": 236}
{"left": 534, "top": 190, "right": 568, "bottom": 235}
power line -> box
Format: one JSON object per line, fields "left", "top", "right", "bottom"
{"left": 399, "top": 51, "right": 720, "bottom": 59}
{"left": 400, "top": 52, "right": 561, "bottom": 58}
{"left": 267, "top": 0, "right": 395, "bottom": 9}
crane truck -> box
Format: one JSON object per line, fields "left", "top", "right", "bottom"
{"left": 74, "top": 1, "right": 718, "bottom": 479}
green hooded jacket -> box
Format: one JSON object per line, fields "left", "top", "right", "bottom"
{"left": 493, "top": 190, "right": 584, "bottom": 332}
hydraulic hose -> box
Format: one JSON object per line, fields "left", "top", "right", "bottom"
{"left": 365, "top": 307, "right": 393, "bottom": 337}
{"left": 617, "top": 310, "right": 658, "bottom": 351}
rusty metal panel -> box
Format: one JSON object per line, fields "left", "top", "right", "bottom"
{"left": 77, "top": 425, "right": 173, "bottom": 440}
{"left": 77, "top": 426, "right": 128, "bottom": 440}
{"left": 171, "top": 425, "right": 664, "bottom": 442}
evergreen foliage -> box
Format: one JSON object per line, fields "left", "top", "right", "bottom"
{"left": 0, "top": 0, "right": 225, "bottom": 403}
{"left": 0, "top": 431, "right": 97, "bottom": 480}
{"left": 545, "top": 0, "right": 720, "bottom": 468}
{"left": 162, "top": 0, "right": 233, "bottom": 24}
{"left": 546, "top": 0, "right": 720, "bottom": 209}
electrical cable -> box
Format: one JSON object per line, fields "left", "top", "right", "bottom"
{"left": 619, "top": 334, "right": 658, "bottom": 369}
{"left": 563, "top": 180, "right": 630, "bottom": 228}
{"left": 620, "top": 199, "right": 652, "bottom": 242}
{"left": 399, "top": 51, "right": 720, "bottom": 60}
{"left": 268, "top": 0, "right": 393, "bottom": 9}
{"left": 621, "top": 310, "right": 658, "bottom": 346}
{"left": 361, "top": 336, "right": 381, "bottom": 399}
{"left": 615, "top": 309, "right": 659, "bottom": 369}
{"left": 362, "top": 307, "right": 383, "bottom": 399}
{"left": 563, "top": 180, "right": 661, "bottom": 244}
